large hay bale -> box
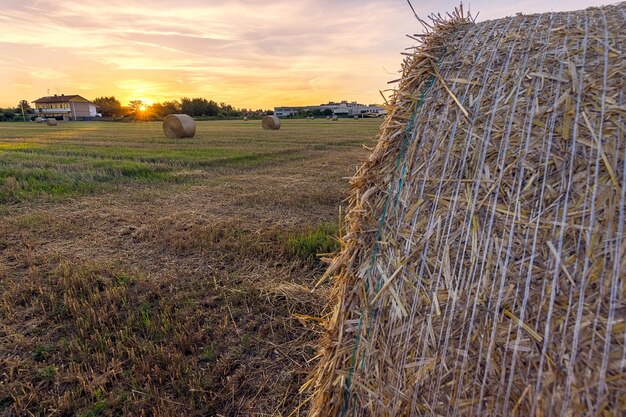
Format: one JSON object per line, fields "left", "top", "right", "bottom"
{"left": 162, "top": 114, "right": 196, "bottom": 139}
{"left": 46, "top": 118, "right": 57, "bottom": 126}
{"left": 262, "top": 115, "right": 281, "bottom": 130}
{"left": 331, "top": 115, "right": 338, "bottom": 121}
{"left": 310, "top": 3, "right": 626, "bottom": 417}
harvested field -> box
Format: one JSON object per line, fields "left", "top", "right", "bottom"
{"left": 0, "top": 119, "right": 380, "bottom": 416}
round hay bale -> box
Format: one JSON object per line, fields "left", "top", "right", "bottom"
{"left": 353, "top": 115, "right": 359, "bottom": 119}
{"left": 46, "top": 118, "right": 57, "bottom": 126}
{"left": 243, "top": 116, "right": 248, "bottom": 121}
{"left": 310, "top": 3, "right": 626, "bottom": 416}
{"left": 326, "top": 116, "right": 331, "bottom": 120}
{"left": 163, "top": 114, "right": 196, "bottom": 139}
{"left": 262, "top": 115, "right": 281, "bottom": 130}
{"left": 332, "top": 115, "right": 338, "bottom": 121}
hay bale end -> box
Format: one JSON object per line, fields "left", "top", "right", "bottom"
{"left": 163, "top": 114, "right": 196, "bottom": 139}
{"left": 262, "top": 115, "right": 281, "bottom": 130}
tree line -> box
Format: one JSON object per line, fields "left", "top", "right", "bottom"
{"left": 94, "top": 96, "right": 271, "bottom": 119}
{"left": 0, "top": 97, "right": 272, "bottom": 121}
{"left": 0, "top": 100, "right": 33, "bottom": 121}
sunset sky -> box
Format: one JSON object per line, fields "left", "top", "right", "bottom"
{"left": 0, "top": 0, "right": 611, "bottom": 109}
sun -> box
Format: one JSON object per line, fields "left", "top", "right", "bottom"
{"left": 139, "top": 105, "right": 147, "bottom": 111}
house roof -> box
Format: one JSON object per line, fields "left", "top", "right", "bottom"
{"left": 32, "top": 95, "right": 92, "bottom": 104}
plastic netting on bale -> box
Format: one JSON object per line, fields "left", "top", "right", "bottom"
{"left": 308, "top": 3, "right": 626, "bottom": 416}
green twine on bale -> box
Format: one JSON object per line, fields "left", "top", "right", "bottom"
{"left": 341, "top": 68, "right": 440, "bottom": 415}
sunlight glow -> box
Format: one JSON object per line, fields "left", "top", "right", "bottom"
{"left": 0, "top": 0, "right": 611, "bottom": 108}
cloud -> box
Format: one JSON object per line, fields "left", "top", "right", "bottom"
{"left": 0, "top": 0, "right": 610, "bottom": 108}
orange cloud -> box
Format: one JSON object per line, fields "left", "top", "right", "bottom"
{"left": 0, "top": 0, "right": 609, "bottom": 109}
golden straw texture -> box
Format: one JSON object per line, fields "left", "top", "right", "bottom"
{"left": 308, "top": 3, "right": 626, "bottom": 416}
{"left": 46, "top": 118, "right": 58, "bottom": 126}
{"left": 262, "top": 115, "right": 281, "bottom": 130}
{"left": 162, "top": 114, "right": 196, "bottom": 139}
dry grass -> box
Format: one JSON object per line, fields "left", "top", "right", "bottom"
{"left": 0, "top": 119, "right": 375, "bottom": 204}
{"left": 310, "top": 3, "right": 626, "bottom": 416}
{"left": 0, "top": 119, "right": 379, "bottom": 416}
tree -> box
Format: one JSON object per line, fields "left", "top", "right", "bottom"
{"left": 179, "top": 97, "right": 219, "bottom": 117}
{"left": 17, "top": 100, "right": 32, "bottom": 113}
{"left": 161, "top": 100, "right": 180, "bottom": 116}
{"left": 0, "top": 111, "right": 17, "bottom": 122}
{"left": 180, "top": 97, "right": 193, "bottom": 115}
{"left": 205, "top": 100, "right": 219, "bottom": 116}
{"left": 15, "top": 100, "right": 32, "bottom": 121}
{"left": 128, "top": 100, "right": 143, "bottom": 112}
{"left": 149, "top": 102, "right": 164, "bottom": 117}
{"left": 93, "top": 96, "right": 122, "bottom": 117}
{"left": 218, "top": 102, "right": 239, "bottom": 117}
{"left": 190, "top": 98, "right": 209, "bottom": 116}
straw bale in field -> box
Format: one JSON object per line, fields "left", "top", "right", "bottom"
{"left": 262, "top": 115, "right": 281, "bottom": 130}
{"left": 46, "top": 118, "right": 57, "bottom": 126}
{"left": 163, "top": 114, "right": 196, "bottom": 139}
{"left": 309, "top": 3, "right": 626, "bottom": 416}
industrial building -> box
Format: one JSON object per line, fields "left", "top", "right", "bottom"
{"left": 274, "top": 101, "right": 385, "bottom": 117}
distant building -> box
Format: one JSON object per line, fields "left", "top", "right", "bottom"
{"left": 274, "top": 100, "right": 386, "bottom": 118}
{"left": 32, "top": 94, "right": 98, "bottom": 121}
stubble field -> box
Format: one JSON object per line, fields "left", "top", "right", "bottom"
{"left": 0, "top": 119, "right": 380, "bottom": 416}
